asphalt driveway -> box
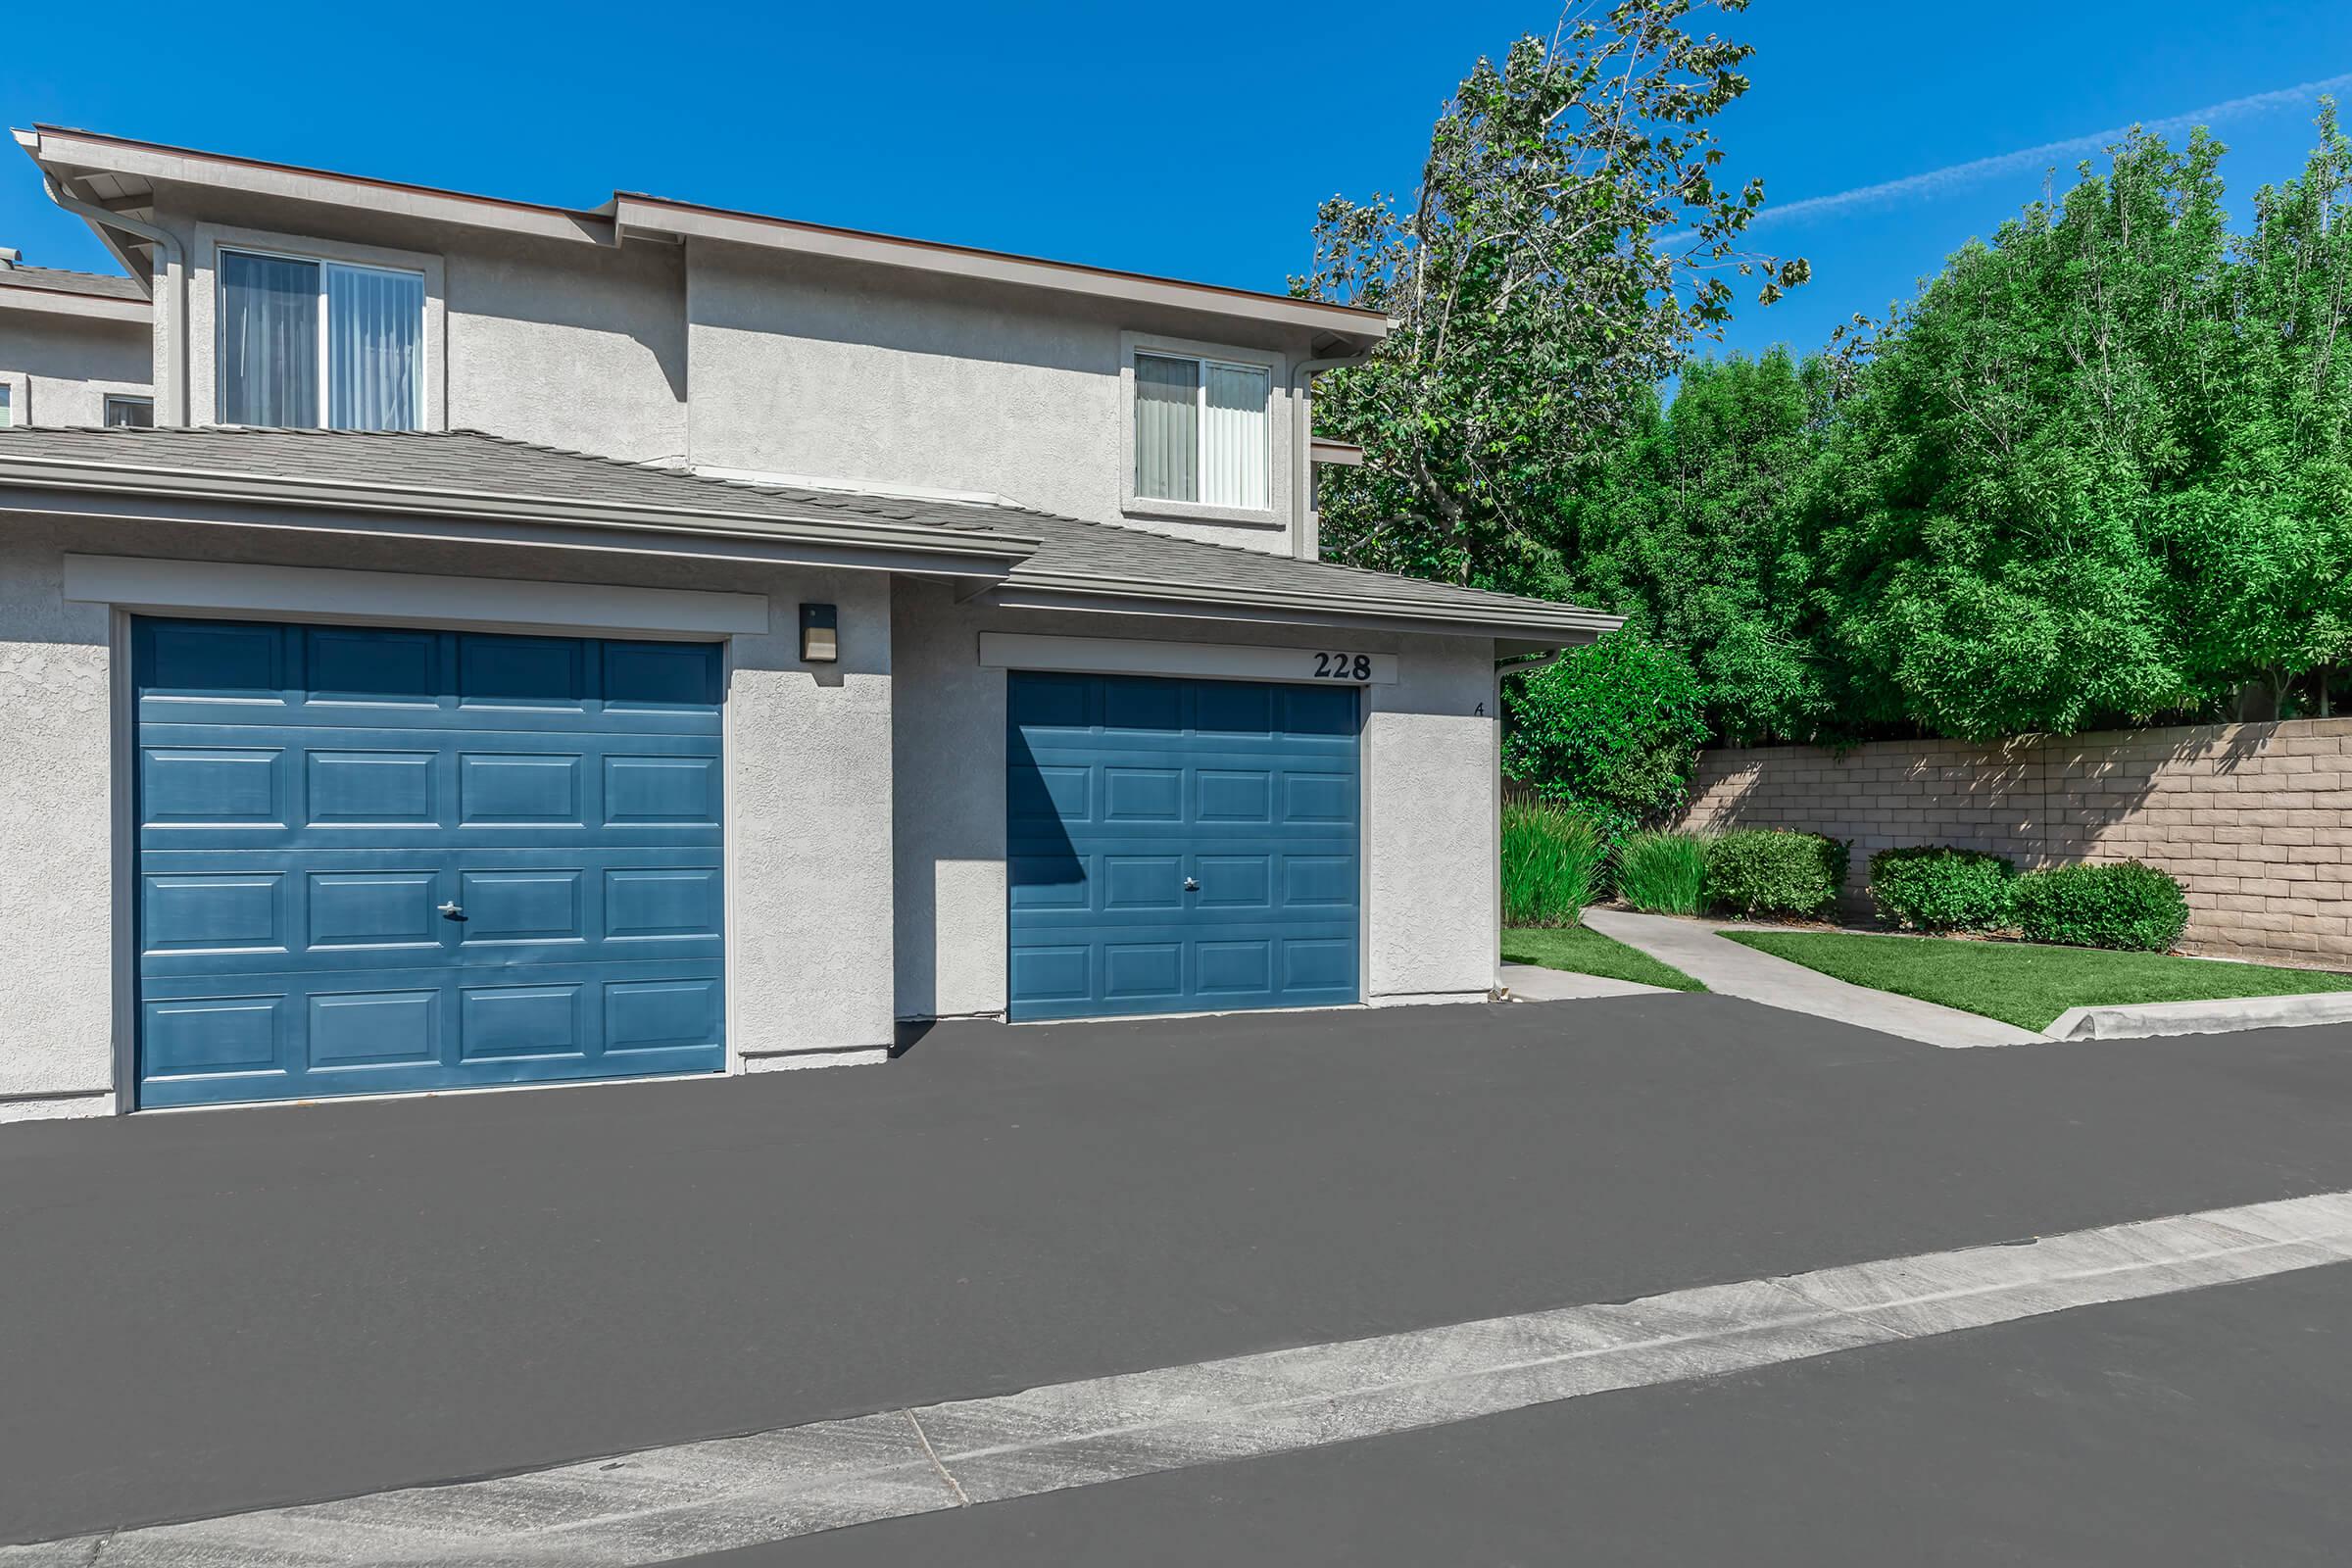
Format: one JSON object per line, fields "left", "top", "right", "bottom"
{"left": 8, "top": 994, "right": 2352, "bottom": 1547}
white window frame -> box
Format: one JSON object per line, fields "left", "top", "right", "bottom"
{"left": 1118, "top": 331, "right": 1286, "bottom": 528}
{"left": 103, "top": 394, "right": 154, "bottom": 428}
{"left": 193, "top": 223, "right": 447, "bottom": 432}
{"left": 215, "top": 244, "right": 427, "bottom": 429}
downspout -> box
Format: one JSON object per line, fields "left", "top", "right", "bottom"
{"left": 1289, "top": 349, "right": 1373, "bottom": 562}
{"left": 43, "top": 175, "right": 186, "bottom": 425}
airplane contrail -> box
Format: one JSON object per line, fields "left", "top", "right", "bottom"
{"left": 1746, "top": 69, "right": 2352, "bottom": 229}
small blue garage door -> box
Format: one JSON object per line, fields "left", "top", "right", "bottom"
{"left": 1007, "top": 671, "right": 1360, "bottom": 1021}
{"left": 134, "top": 617, "right": 726, "bottom": 1109}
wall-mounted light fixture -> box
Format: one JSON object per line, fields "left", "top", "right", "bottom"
{"left": 799, "top": 603, "right": 839, "bottom": 663}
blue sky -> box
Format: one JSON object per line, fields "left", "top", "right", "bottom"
{"left": 4, "top": 1, "right": 2350, "bottom": 368}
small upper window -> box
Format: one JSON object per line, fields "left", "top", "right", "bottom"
{"left": 219, "top": 249, "right": 423, "bottom": 429}
{"left": 1134, "top": 351, "right": 1270, "bottom": 511}
{"left": 104, "top": 395, "right": 154, "bottom": 428}
{"left": 0, "top": 384, "right": 12, "bottom": 427}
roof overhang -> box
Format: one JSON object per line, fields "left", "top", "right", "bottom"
{"left": 0, "top": 455, "right": 1039, "bottom": 579}
{"left": 979, "top": 574, "right": 1620, "bottom": 646}
{"left": 15, "top": 125, "right": 1392, "bottom": 349}
{"left": 0, "top": 280, "right": 149, "bottom": 323}
{"left": 16, "top": 125, "right": 614, "bottom": 247}
{"left": 613, "top": 194, "right": 1390, "bottom": 346}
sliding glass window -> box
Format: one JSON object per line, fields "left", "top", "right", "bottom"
{"left": 1133, "top": 350, "right": 1270, "bottom": 510}
{"left": 220, "top": 250, "right": 423, "bottom": 429}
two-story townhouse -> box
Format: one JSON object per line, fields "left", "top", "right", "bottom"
{"left": 0, "top": 124, "right": 1618, "bottom": 1121}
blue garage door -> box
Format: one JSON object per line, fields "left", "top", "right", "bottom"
{"left": 1007, "top": 671, "right": 1360, "bottom": 1021}
{"left": 134, "top": 618, "right": 726, "bottom": 1109}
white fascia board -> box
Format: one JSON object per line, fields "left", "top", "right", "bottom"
{"left": 0, "top": 286, "right": 149, "bottom": 323}
{"left": 978, "top": 586, "right": 1608, "bottom": 647}
{"left": 994, "top": 571, "right": 1623, "bottom": 637}
{"left": 980, "top": 631, "right": 1400, "bottom": 686}
{"left": 0, "top": 460, "right": 1037, "bottom": 563}
{"left": 24, "top": 128, "right": 612, "bottom": 247}
{"left": 64, "top": 553, "right": 770, "bottom": 639}
{"left": 615, "top": 195, "right": 1389, "bottom": 343}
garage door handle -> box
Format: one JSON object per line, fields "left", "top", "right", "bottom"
{"left": 437, "top": 901, "right": 466, "bottom": 920}
{"left": 1183, "top": 877, "right": 1200, "bottom": 892}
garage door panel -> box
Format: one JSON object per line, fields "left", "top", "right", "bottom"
{"left": 1007, "top": 671, "right": 1359, "bottom": 1021}
{"left": 135, "top": 618, "right": 726, "bottom": 1108}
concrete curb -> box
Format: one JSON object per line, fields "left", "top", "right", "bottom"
{"left": 2045, "top": 992, "right": 2352, "bottom": 1041}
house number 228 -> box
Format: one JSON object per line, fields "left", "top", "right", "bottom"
{"left": 1313, "top": 652, "right": 1373, "bottom": 680}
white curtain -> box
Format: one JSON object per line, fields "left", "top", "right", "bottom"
{"left": 1134, "top": 353, "right": 1199, "bottom": 501}
{"left": 220, "top": 252, "right": 319, "bottom": 426}
{"left": 1202, "top": 364, "right": 1270, "bottom": 510}
{"left": 327, "top": 265, "right": 423, "bottom": 430}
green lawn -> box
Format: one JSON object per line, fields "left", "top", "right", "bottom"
{"left": 1723, "top": 929, "right": 2352, "bottom": 1031}
{"left": 1503, "top": 923, "right": 1706, "bottom": 992}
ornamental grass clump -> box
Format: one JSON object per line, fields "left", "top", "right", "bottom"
{"left": 1615, "top": 830, "right": 1709, "bottom": 915}
{"left": 1500, "top": 801, "right": 1608, "bottom": 927}
{"left": 1703, "top": 829, "right": 1849, "bottom": 919}
{"left": 2011, "top": 860, "right": 2190, "bottom": 953}
{"left": 1868, "top": 846, "right": 2017, "bottom": 933}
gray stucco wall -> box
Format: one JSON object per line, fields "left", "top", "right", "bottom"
{"left": 0, "top": 310, "right": 153, "bottom": 427}
{"left": 0, "top": 516, "right": 897, "bottom": 1119}
{"left": 686, "top": 243, "right": 1312, "bottom": 552}
{"left": 890, "top": 577, "right": 1500, "bottom": 1020}
{"left": 0, "top": 528, "right": 115, "bottom": 1113}
{"left": 145, "top": 196, "right": 690, "bottom": 462}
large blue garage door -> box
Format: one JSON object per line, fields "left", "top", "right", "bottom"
{"left": 134, "top": 617, "right": 726, "bottom": 1108}
{"left": 1007, "top": 671, "right": 1360, "bottom": 1021}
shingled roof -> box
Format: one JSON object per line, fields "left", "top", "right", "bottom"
{"left": 0, "top": 424, "right": 1618, "bottom": 640}
{"left": 0, "top": 263, "right": 147, "bottom": 303}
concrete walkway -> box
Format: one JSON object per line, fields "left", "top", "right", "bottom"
{"left": 1498, "top": 962, "right": 1673, "bottom": 1002}
{"left": 1582, "top": 909, "right": 2039, "bottom": 1049}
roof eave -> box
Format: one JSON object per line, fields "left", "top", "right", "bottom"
{"left": 0, "top": 458, "right": 1040, "bottom": 567}
{"left": 986, "top": 572, "right": 1621, "bottom": 643}
{"left": 612, "top": 194, "right": 1390, "bottom": 346}
{"left": 0, "top": 283, "right": 150, "bottom": 322}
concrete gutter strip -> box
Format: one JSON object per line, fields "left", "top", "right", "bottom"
{"left": 2045, "top": 991, "right": 2352, "bottom": 1042}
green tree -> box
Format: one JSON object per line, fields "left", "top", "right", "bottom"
{"left": 1567, "top": 349, "right": 1834, "bottom": 741}
{"left": 1800, "top": 127, "right": 2231, "bottom": 739}
{"left": 1502, "top": 628, "right": 1710, "bottom": 836}
{"left": 1297, "top": 1, "right": 1805, "bottom": 596}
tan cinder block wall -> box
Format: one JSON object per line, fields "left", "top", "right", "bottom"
{"left": 1676, "top": 718, "right": 2352, "bottom": 968}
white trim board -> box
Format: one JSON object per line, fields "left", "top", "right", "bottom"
{"left": 62, "top": 554, "right": 770, "bottom": 639}
{"left": 978, "top": 631, "right": 1398, "bottom": 686}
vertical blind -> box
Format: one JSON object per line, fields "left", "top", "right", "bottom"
{"left": 327, "top": 265, "right": 424, "bottom": 430}
{"left": 1202, "top": 364, "right": 1270, "bottom": 510}
{"left": 220, "top": 252, "right": 319, "bottom": 426}
{"left": 1134, "top": 353, "right": 1199, "bottom": 502}
{"left": 219, "top": 250, "right": 421, "bottom": 428}
{"left": 1134, "top": 352, "right": 1269, "bottom": 508}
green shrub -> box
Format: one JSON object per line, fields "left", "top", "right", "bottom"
{"left": 1616, "top": 830, "right": 1709, "bottom": 915}
{"left": 1868, "top": 846, "right": 2017, "bottom": 932}
{"left": 1703, "top": 829, "right": 1849, "bottom": 919}
{"left": 2011, "top": 860, "right": 2189, "bottom": 952}
{"left": 1500, "top": 801, "right": 1607, "bottom": 926}
{"left": 1502, "top": 629, "right": 1709, "bottom": 830}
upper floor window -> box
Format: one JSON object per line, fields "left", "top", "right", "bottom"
{"left": 0, "top": 385, "right": 11, "bottom": 427}
{"left": 104, "top": 395, "right": 154, "bottom": 428}
{"left": 1134, "top": 351, "right": 1270, "bottom": 512}
{"left": 219, "top": 249, "right": 423, "bottom": 429}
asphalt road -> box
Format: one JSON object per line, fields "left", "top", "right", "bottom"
{"left": 694, "top": 1264, "right": 2352, "bottom": 1567}
{"left": 8, "top": 994, "right": 2352, "bottom": 1547}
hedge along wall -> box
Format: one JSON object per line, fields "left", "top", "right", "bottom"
{"left": 1675, "top": 717, "right": 2352, "bottom": 968}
